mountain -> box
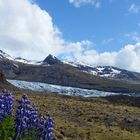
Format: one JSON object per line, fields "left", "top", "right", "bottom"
{"left": 0, "top": 50, "right": 140, "bottom": 94}
{"left": 42, "top": 54, "right": 62, "bottom": 65}
{"left": 1, "top": 49, "right": 139, "bottom": 82}
{"left": 69, "top": 63, "right": 140, "bottom": 83}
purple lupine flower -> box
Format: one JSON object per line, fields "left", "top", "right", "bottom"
{"left": 13, "top": 94, "right": 32, "bottom": 139}
{"left": 13, "top": 94, "right": 54, "bottom": 140}
{"left": 39, "top": 113, "right": 54, "bottom": 140}
{"left": 0, "top": 90, "right": 14, "bottom": 120}
{"left": 13, "top": 95, "right": 40, "bottom": 140}
{"left": 27, "top": 106, "right": 39, "bottom": 138}
{"left": 3, "top": 91, "right": 14, "bottom": 116}
{"left": 45, "top": 114, "right": 54, "bottom": 140}
{"left": 0, "top": 94, "right": 5, "bottom": 120}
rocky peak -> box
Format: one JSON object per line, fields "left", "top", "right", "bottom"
{"left": 43, "top": 54, "right": 62, "bottom": 65}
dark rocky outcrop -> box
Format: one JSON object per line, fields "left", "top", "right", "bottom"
{"left": 0, "top": 72, "right": 6, "bottom": 83}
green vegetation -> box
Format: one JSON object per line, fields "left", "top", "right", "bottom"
{"left": 12, "top": 89, "right": 140, "bottom": 140}
{"left": 0, "top": 116, "right": 15, "bottom": 140}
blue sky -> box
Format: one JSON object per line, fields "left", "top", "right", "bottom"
{"left": 0, "top": 0, "right": 140, "bottom": 72}
{"left": 35, "top": 0, "right": 140, "bottom": 52}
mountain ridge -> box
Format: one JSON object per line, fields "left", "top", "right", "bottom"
{"left": 1, "top": 49, "right": 140, "bottom": 79}
{"left": 0, "top": 49, "right": 140, "bottom": 94}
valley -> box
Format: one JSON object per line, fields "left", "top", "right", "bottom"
{"left": 0, "top": 50, "right": 140, "bottom": 139}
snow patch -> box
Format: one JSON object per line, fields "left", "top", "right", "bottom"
{"left": 63, "top": 61, "right": 78, "bottom": 67}
{"left": 14, "top": 58, "right": 43, "bottom": 65}
{"left": 112, "top": 68, "right": 121, "bottom": 74}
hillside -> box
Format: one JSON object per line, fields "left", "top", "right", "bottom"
{"left": 0, "top": 84, "right": 139, "bottom": 140}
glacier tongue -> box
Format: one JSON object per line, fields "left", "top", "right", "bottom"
{"left": 7, "top": 79, "right": 121, "bottom": 97}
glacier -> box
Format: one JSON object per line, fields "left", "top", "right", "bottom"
{"left": 7, "top": 79, "right": 140, "bottom": 97}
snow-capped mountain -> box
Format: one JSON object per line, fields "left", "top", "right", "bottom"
{"left": 1, "top": 49, "right": 140, "bottom": 94}
{"left": 85, "top": 66, "right": 121, "bottom": 77}
{"left": 0, "top": 49, "right": 140, "bottom": 80}
{"left": 0, "top": 50, "right": 41, "bottom": 65}
{"left": 64, "top": 61, "right": 140, "bottom": 81}
{"left": 66, "top": 61, "right": 122, "bottom": 77}
{"left": 0, "top": 49, "right": 138, "bottom": 79}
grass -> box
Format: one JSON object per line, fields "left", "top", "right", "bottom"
{"left": 10, "top": 89, "right": 140, "bottom": 140}
{"left": 0, "top": 116, "right": 15, "bottom": 140}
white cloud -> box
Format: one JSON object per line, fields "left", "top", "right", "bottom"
{"left": 0, "top": 0, "right": 65, "bottom": 60}
{"left": 115, "top": 43, "right": 140, "bottom": 72}
{"left": 128, "top": 4, "right": 140, "bottom": 14}
{"left": 66, "top": 43, "right": 140, "bottom": 72}
{"left": 63, "top": 40, "right": 93, "bottom": 61}
{"left": 0, "top": 0, "right": 92, "bottom": 60}
{"left": 0, "top": 0, "right": 140, "bottom": 73}
{"left": 69, "top": 0, "right": 100, "bottom": 8}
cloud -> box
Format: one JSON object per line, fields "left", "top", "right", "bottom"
{"left": 65, "top": 43, "right": 140, "bottom": 72}
{"left": 115, "top": 43, "right": 140, "bottom": 72}
{"left": 102, "top": 38, "right": 114, "bottom": 45}
{"left": 128, "top": 4, "right": 140, "bottom": 14}
{"left": 62, "top": 40, "right": 93, "bottom": 61}
{"left": 0, "top": 0, "right": 92, "bottom": 60}
{"left": 0, "top": 0, "right": 65, "bottom": 59}
{"left": 69, "top": 0, "right": 100, "bottom": 8}
{"left": 0, "top": 0, "right": 140, "bottom": 73}
{"left": 125, "top": 32, "right": 140, "bottom": 42}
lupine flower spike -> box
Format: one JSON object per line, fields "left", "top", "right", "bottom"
{"left": 13, "top": 94, "right": 32, "bottom": 139}
{"left": 0, "top": 90, "right": 14, "bottom": 120}
{"left": 39, "top": 113, "right": 54, "bottom": 140}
